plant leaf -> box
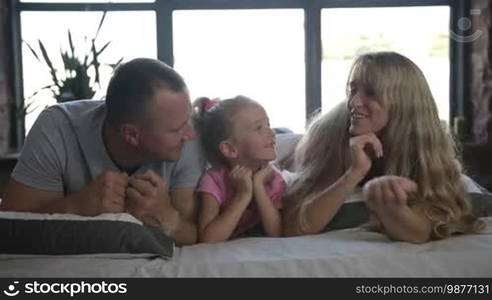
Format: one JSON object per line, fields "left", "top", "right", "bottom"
{"left": 91, "top": 40, "right": 101, "bottom": 84}
{"left": 23, "top": 40, "right": 41, "bottom": 62}
{"left": 94, "top": 10, "right": 107, "bottom": 41}
{"left": 38, "top": 39, "right": 60, "bottom": 88}
{"left": 68, "top": 29, "right": 75, "bottom": 56}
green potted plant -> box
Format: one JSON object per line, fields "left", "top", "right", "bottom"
{"left": 24, "top": 11, "right": 123, "bottom": 108}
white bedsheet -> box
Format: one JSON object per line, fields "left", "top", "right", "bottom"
{"left": 2, "top": 217, "right": 492, "bottom": 277}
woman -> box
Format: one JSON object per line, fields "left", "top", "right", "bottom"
{"left": 283, "top": 52, "right": 483, "bottom": 243}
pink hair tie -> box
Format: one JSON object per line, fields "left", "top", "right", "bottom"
{"left": 204, "top": 98, "right": 220, "bottom": 111}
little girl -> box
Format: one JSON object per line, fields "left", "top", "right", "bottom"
{"left": 193, "top": 96, "right": 284, "bottom": 243}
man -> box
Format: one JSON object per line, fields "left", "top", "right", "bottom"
{"left": 0, "top": 58, "right": 204, "bottom": 245}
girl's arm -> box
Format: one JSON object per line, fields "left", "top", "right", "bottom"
{"left": 198, "top": 166, "right": 253, "bottom": 243}
{"left": 363, "top": 175, "right": 432, "bottom": 244}
{"left": 198, "top": 191, "right": 252, "bottom": 243}
{"left": 253, "top": 168, "right": 282, "bottom": 237}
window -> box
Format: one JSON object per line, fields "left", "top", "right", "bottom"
{"left": 10, "top": 0, "right": 458, "bottom": 147}
{"left": 173, "top": 9, "right": 305, "bottom": 133}
{"left": 21, "top": 11, "right": 156, "bottom": 132}
{"left": 321, "top": 6, "right": 450, "bottom": 122}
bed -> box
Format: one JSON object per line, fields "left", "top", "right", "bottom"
{"left": 1, "top": 133, "right": 492, "bottom": 277}
{"left": 1, "top": 215, "right": 492, "bottom": 277}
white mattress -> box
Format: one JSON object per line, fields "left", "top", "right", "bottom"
{"left": 2, "top": 217, "right": 492, "bottom": 277}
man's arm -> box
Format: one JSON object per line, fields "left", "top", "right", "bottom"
{"left": 126, "top": 171, "right": 198, "bottom": 246}
{"left": 1, "top": 171, "right": 128, "bottom": 215}
{"left": 166, "top": 188, "right": 198, "bottom": 245}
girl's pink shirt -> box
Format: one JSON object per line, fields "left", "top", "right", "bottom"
{"left": 196, "top": 165, "right": 284, "bottom": 237}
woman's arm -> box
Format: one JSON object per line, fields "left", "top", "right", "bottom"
{"left": 363, "top": 176, "right": 431, "bottom": 244}
{"left": 283, "top": 133, "right": 383, "bottom": 236}
{"left": 283, "top": 168, "right": 365, "bottom": 236}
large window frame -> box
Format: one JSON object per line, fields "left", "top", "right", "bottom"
{"left": 10, "top": 0, "right": 468, "bottom": 149}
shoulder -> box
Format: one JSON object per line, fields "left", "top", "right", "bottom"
{"left": 202, "top": 165, "right": 229, "bottom": 182}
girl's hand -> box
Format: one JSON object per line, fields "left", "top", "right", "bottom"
{"left": 349, "top": 133, "right": 383, "bottom": 178}
{"left": 229, "top": 165, "right": 253, "bottom": 197}
{"left": 363, "top": 175, "right": 418, "bottom": 214}
{"left": 253, "top": 165, "right": 275, "bottom": 186}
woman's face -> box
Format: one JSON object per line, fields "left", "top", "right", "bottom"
{"left": 348, "top": 81, "right": 389, "bottom": 136}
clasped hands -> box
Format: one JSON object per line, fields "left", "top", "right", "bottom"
{"left": 86, "top": 169, "right": 170, "bottom": 227}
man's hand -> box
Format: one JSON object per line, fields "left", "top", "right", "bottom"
{"left": 126, "top": 170, "right": 172, "bottom": 228}
{"left": 85, "top": 170, "right": 128, "bottom": 214}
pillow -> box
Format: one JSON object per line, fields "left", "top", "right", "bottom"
{"left": 470, "top": 192, "right": 492, "bottom": 217}
{"left": 0, "top": 211, "right": 174, "bottom": 258}
{"left": 322, "top": 192, "right": 492, "bottom": 232}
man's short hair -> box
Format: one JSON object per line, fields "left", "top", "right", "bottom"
{"left": 105, "top": 58, "right": 187, "bottom": 126}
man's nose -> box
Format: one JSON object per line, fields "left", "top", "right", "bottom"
{"left": 183, "top": 122, "right": 196, "bottom": 140}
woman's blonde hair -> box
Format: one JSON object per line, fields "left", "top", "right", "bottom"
{"left": 287, "top": 51, "right": 483, "bottom": 238}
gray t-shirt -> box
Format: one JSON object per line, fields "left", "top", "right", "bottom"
{"left": 12, "top": 100, "right": 205, "bottom": 195}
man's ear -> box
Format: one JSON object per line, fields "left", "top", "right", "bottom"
{"left": 219, "top": 140, "right": 239, "bottom": 159}
{"left": 120, "top": 124, "right": 140, "bottom": 146}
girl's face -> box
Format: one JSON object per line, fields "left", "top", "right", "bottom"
{"left": 229, "top": 104, "right": 277, "bottom": 163}
{"left": 348, "top": 81, "right": 389, "bottom": 136}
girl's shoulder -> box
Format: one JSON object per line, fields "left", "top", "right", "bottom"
{"left": 203, "top": 165, "right": 230, "bottom": 180}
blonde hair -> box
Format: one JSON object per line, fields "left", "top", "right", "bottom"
{"left": 287, "top": 51, "right": 483, "bottom": 238}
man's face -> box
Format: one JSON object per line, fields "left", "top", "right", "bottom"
{"left": 137, "top": 88, "right": 195, "bottom": 162}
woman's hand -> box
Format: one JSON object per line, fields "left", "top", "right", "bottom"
{"left": 363, "top": 175, "right": 418, "bottom": 213}
{"left": 229, "top": 165, "right": 253, "bottom": 197}
{"left": 349, "top": 133, "right": 383, "bottom": 178}
{"left": 362, "top": 176, "right": 431, "bottom": 244}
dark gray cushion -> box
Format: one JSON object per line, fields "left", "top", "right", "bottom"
{"left": 323, "top": 192, "right": 492, "bottom": 232}
{"left": 0, "top": 212, "right": 173, "bottom": 257}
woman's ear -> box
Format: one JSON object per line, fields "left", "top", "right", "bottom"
{"left": 121, "top": 124, "right": 140, "bottom": 147}
{"left": 219, "top": 140, "right": 239, "bottom": 159}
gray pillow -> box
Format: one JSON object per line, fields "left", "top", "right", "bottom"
{"left": 323, "top": 192, "right": 492, "bottom": 232}
{"left": 0, "top": 212, "right": 173, "bottom": 258}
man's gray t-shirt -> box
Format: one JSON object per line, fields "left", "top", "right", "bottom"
{"left": 12, "top": 100, "right": 205, "bottom": 195}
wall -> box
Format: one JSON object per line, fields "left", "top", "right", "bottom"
{"left": 464, "top": 0, "right": 492, "bottom": 190}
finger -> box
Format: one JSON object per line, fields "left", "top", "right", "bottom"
{"left": 381, "top": 179, "right": 396, "bottom": 205}
{"left": 126, "top": 187, "right": 143, "bottom": 201}
{"left": 367, "top": 134, "right": 383, "bottom": 158}
{"left": 390, "top": 179, "right": 408, "bottom": 205}
{"left": 129, "top": 178, "right": 154, "bottom": 195}
{"left": 136, "top": 171, "right": 166, "bottom": 188}
{"left": 398, "top": 177, "right": 418, "bottom": 192}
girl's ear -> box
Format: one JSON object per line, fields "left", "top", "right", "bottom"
{"left": 219, "top": 140, "right": 239, "bottom": 159}
{"left": 121, "top": 124, "right": 140, "bottom": 147}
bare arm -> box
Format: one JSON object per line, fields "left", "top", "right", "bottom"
{"left": 1, "top": 172, "right": 127, "bottom": 215}
{"left": 160, "top": 188, "right": 199, "bottom": 246}
{"left": 126, "top": 170, "right": 200, "bottom": 246}
{"left": 198, "top": 192, "right": 252, "bottom": 243}
{"left": 363, "top": 175, "right": 431, "bottom": 244}
{"left": 283, "top": 169, "right": 364, "bottom": 236}
{"left": 283, "top": 133, "right": 383, "bottom": 236}
{"left": 252, "top": 167, "right": 282, "bottom": 237}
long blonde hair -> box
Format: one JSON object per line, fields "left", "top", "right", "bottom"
{"left": 288, "top": 52, "right": 483, "bottom": 239}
